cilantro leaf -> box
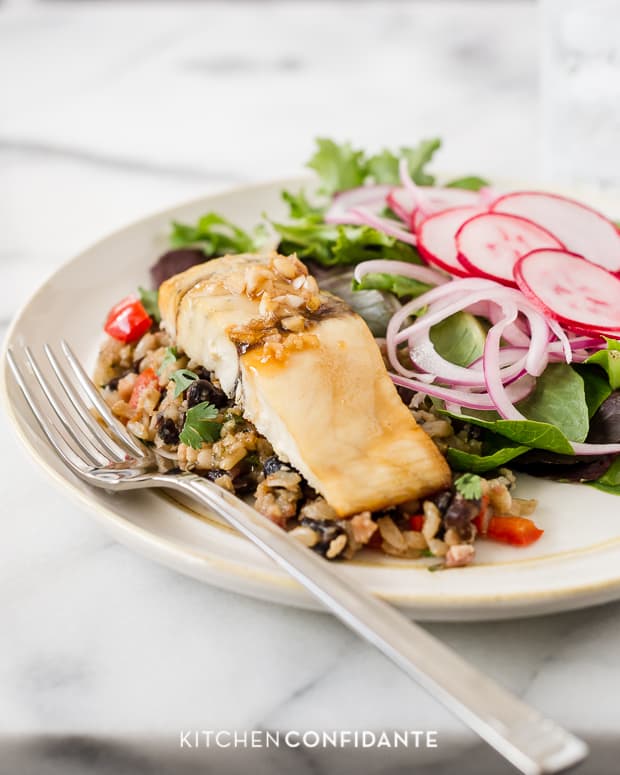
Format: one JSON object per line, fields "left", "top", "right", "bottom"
{"left": 454, "top": 473, "right": 483, "bottom": 500}
{"left": 170, "top": 212, "right": 267, "bottom": 256}
{"left": 445, "top": 176, "right": 490, "bottom": 191}
{"left": 179, "top": 401, "right": 222, "bottom": 449}
{"left": 306, "top": 138, "right": 367, "bottom": 195}
{"left": 170, "top": 368, "right": 199, "bottom": 398}
{"left": 157, "top": 346, "right": 178, "bottom": 376}
{"left": 138, "top": 286, "right": 161, "bottom": 323}
{"left": 585, "top": 338, "right": 620, "bottom": 390}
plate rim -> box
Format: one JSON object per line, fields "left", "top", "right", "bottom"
{"left": 3, "top": 175, "right": 620, "bottom": 620}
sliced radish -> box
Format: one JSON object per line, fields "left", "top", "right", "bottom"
{"left": 455, "top": 212, "right": 563, "bottom": 287}
{"left": 492, "top": 191, "right": 620, "bottom": 274}
{"left": 514, "top": 249, "right": 620, "bottom": 334}
{"left": 417, "top": 206, "right": 486, "bottom": 276}
{"left": 410, "top": 186, "right": 482, "bottom": 232}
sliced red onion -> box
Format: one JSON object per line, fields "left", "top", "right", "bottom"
{"left": 348, "top": 207, "right": 417, "bottom": 245}
{"left": 407, "top": 329, "right": 527, "bottom": 387}
{"left": 325, "top": 184, "right": 394, "bottom": 225}
{"left": 354, "top": 259, "right": 449, "bottom": 288}
{"left": 548, "top": 318, "right": 572, "bottom": 364}
{"left": 389, "top": 372, "right": 534, "bottom": 409}
{"left": 386, "top": 188, "right": 417, "bottom": 224}
{"left": 483, "top": 307, "right": 528, "bottom": 421}
{"left": 488, "top": 304, "right": 531, "bottom": 347}
{"left": 571, "top": 442, "right": 620, "bottom": 455}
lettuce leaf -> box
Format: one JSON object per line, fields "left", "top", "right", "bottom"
{"left": 273, "top": 220, "right": 420, "bottom": 267}
{"left": 352, "top": 272, "right": 432, "bottom": 299}
{"left": 170, "top": 213, "right": 267, "bottom": 256}
{"left": 306, "top": 138, "right": 367, "bottom": 195}
{"left": 305, "top": 137, "right": 441, "bottom": 193}
{"left": 444, "top": 176, "right": 489, "bottom": 191}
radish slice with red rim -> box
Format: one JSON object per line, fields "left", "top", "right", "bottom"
{"left": 410, "top": 187, "right": 483, "bottom": 232}
{"left": 492, "top": 191, "right": 620, "bottom": 274}
{"left": 455, "top": 212, "right": 564, "bottom": 287}
{"left": 417, "top": 206, "right": 485, "bottom": 276}
{"left": 514, "top": 249, "right": 620, "bottom": 334}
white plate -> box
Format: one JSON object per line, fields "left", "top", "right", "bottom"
{"left": 3, "top": 176, "right": 620, "bottom": 621}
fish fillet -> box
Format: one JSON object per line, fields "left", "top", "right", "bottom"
{"left": 159, "top": 252, "right": 450, "bottom": 516}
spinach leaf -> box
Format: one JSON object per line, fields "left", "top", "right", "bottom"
{"left": 429, "top": 312, "right": 488, "bottom": 367}
{"left": 585, "top": 338, "right": 620, "bottom": 390}
{"left": 589, "top": 456, "right": 620, "bottom": 496}
{"left": 517, "top": 363, "right": 589, "bottom": 443}
{"left": 440, "top": 365, "right": 590, "bottom": 454}
{"left": 447, "top": 442, "right": 530, "bottom": 473}
{"left": 573, "top": 364, "right": 613, "bottom": 418}
{"left": 444, "top": 176, "right": 490, "bottom": 191}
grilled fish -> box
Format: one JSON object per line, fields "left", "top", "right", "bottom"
{"left": 159, "top": 253, "right": 450, "bottom": 516}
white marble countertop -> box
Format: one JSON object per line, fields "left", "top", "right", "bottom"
{"left": 1, "top": 2, "right": 619, "bottom": 773}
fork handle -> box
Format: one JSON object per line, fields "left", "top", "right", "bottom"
{"left": 173, "top": 474, "right": 587, "bottom": 775}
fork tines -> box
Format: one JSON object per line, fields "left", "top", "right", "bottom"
{"left": 7, "top": 341, "right": 145, "bottom": 475}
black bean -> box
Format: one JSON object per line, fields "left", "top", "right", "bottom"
{"left": 105, "top": 376, "right": 121, "bottom": 391}
{"left": 186, "top": 379, "right": 228, "bottom": 409}
{"left": 157, "top": 417, "right": 180, "bottom": 445}
{"left": 263, "top": 456, "right": 290, "bottom": 477}
{"left": 432, "top": 489, "right": 454, "bottom": 515}
{"left": 299, "top": 517, "right": 346, "bottom": 557}
{"left": 205, "top": 468, "right": 229, "bottom": 482}
{"left": 443, "top": 493, "right": 479, "bottom": 542}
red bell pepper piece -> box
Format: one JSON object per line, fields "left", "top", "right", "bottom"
{"left": 485, "top": 515, "right": 544, "bottom": 547}
{"left": 104, "top": 296, "right": 152, "bottom": 343}
{"left": 129, "top": 368, "right": 159, "bottom": 408}
{"left": 408, "top": 514, "right": 425, "bottom": 532}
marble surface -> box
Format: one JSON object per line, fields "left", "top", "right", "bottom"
{"left": 1, "top": 2, "right": 619, "bottom": 773}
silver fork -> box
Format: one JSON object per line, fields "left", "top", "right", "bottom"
{"left": 7, "top": 341, "right": 588, "bottom": 775}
